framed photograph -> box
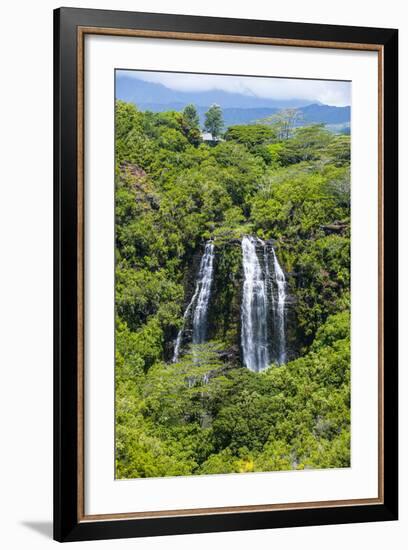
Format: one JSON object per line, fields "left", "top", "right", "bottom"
{"left": 54, "top": 7, "right": 398, "bottom": 542}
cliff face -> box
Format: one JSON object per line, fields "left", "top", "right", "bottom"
{"left": 207, "top": 241, "right": 243, "bottom": 361}
{"left": 176, "top": 238, "right": 301, "bottom": 367}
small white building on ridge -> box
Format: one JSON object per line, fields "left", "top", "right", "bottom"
{"left": 201, "top": 132, "right": 223, "bottom": 142}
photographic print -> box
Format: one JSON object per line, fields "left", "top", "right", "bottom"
{"left": 115, "top": 69, "right": 351, "bottom": 479}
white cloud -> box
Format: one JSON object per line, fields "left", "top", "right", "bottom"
{"left": 118, "top": 70, "right": 351, "bottom": 107}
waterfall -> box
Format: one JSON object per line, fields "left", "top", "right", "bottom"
{"left": 263, "top": 241, "right": 275, "bottom": 318}
{"left": 192, "top": 242, "right": 215, "bottom": 344}
{"left": 173, "top": 241, "right": 215, "bottom": 362}
{"left": 172, "top": 289, "right": 199, "bottom": 363}
{"left": 241, "top": 236, "right": 270, "bottom": 372}
{"left": 240, "top": 236, "right": 287, "bottom": 371}
{"left": 271, "top": 247, "right": 287, "bottom": 364}
{"left": 174, "top": 236, "right": 287, "bottom": 368}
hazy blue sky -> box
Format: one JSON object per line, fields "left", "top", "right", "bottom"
{"left": 118, "top": 70, "right": 351, "bottom": 107}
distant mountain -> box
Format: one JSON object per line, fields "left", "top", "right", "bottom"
{"left": 132, "top": 102, "right": 281, "bottom": 126}
{"left": 116, "top": 75, "right": 309, "bottom": 110}
{"left": 223, "top": 104, "right": 350, "bottom": 130}
{"left": 300, "top": 103, "right": 351, "bottom": 125}
{"left": 116, "top": 76, "right": 350, "bottom": 133}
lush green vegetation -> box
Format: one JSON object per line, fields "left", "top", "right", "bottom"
{"left": 115, "top": 100, "right": 351, "bottom": 478}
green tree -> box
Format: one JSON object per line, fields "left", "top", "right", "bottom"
{"left": 183, "top": 103, "right": 200, "bottom": 130}
{"left": 224, "top": 124, "right": 276, "bottom": 149}
{"left": 261, "top": 108, "right": 302, "bottom": 140}
{"left": 181, "top": 104, "right": 201, "bottom": 146}
{"left": 278, "top": 124, "right": 333, "bottom": 165}
{"left": 204, "top": 104, "right": 224, "bottom": 138}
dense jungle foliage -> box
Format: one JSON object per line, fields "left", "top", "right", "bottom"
{"left": 115, "top": 100, "right": 351, "bottom": 478}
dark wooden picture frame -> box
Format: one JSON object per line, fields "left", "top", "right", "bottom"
{"left": 54, "top": 7, "right": 398, "bottom": 542}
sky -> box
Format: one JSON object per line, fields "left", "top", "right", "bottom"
{"left": 118, "top": 70, "right": 351, "bottom": 107}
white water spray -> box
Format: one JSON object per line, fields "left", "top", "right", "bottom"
{"left": 173, "top": 241, "right": 215, "bottom": 362}
{"left": 241, "top": 236, "right": 270, "bottom": 372}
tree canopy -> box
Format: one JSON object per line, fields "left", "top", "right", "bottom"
{"left": 204, "top": 104, "right": 224, "bottom": 138}
{"left": 115, "top": 99, "right": 351, "bottom": 478}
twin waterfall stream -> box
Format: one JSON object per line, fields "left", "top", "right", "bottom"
{"left": 173, "top": 242, "right": 215, "bottom": 362}
{"left": 241, "top": 236, "right": 287, "bottom": 372}
{"left": 173, "top": 237, "right": 287, "bottom": 371}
